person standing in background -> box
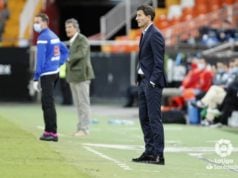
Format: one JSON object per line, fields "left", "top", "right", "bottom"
{"left": 65, "top": 18, "right": 95, "bottom": 137}
{"left": 33, "top": 13, "right": 68, "bottom": 142}
{"left": 132, "top": 5, "right": 167, "bottom": 165}
{"left": 59, "top": 63, "right": 72, "bottom": 105}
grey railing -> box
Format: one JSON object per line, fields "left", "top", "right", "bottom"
{"left": 100, "top": 0, "right": 157, "bottom": 40}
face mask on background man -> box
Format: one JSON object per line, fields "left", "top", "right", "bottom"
{"left": 198, "top": 63, "right": 205, "bottom": 70}
{"left": 217, "top": 69, "right": 225, "bottom": 73}
{"left": 33, "top": 23, "right": 42, "bottom": 33}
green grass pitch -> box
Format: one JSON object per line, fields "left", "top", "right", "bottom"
{"left": 0, "top": 103, "right": 237, "bottom": 178}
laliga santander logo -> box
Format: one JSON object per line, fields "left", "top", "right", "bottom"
{"left": 215, "top": 139, "right": 233, "bottom": 158}
{"left": 206, "top": 139, "right": 234, "bottom": 170}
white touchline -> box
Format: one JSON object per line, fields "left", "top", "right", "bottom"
{"left": 84, "top": 146, "right": 132, "bottom": 171}
{"left": 83, "top": 143, "right": 143, "bottom": 150}
{"left": 83, "top": 143, "right": 238, "bottom": 153}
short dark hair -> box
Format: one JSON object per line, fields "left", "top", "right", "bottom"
{"left": 36, "top": 13, "right": 49, "bottom": 24}
{"left": 137, "top": 4, "right": 155, "bottom": 21}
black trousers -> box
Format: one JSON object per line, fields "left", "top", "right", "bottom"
{"left": 40, "top": 73, "right": 59, "bottom": 133}
{"left": 59, "top": 78, "right": 72, "bottom": 105}
{"left": 138, "top": 79, "right": 164, "bottom": 157}
{"left": 125, "top": 85, "right": 138, "bottom": 107}
{"left": 216, "top": 92, "right": 238, "bottom": 125}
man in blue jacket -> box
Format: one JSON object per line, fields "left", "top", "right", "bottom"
{"left": 132, "top": 5, "right": 167, "bottom": 165}
{"left": 33, "top": 13, "right": 68, "bottom": 142}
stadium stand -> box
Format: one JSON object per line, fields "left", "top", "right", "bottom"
{"left": 99, "top": 0, "right": 238, "bottom": 53}
{"left": 0, "top": 0, "right": 9, "bottom": 44}
{"left": 1, "top": 0, "right": 42, "bottom": 46}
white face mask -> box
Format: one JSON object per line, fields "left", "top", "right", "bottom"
{"left": 217, "top": 69, "right": 225, "bottom": 73}
{"left": 198, "top": 63, "right": 205, "bottom": 70}
{"left": 33, "top": 23, "right": 42, "bottom": 33}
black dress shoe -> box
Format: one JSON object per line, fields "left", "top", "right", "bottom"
{"left": 132, "top": 152, "right": 154, "bottom": 162}
{"left": 147, "top": 155, "right": 165, "bottom": 165}
{"left": 39, "top": 134, "right": 58, "bottom": 142}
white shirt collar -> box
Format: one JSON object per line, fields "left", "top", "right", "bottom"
{"left": 69, "top": 32, "right": 79, "bottom": 45}
{"left": 143, "top": 23, "right": 153, "bottom": 34}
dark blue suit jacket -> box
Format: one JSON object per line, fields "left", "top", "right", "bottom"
{"left": 138, "top": 24, "right": 167, "bottom": 88}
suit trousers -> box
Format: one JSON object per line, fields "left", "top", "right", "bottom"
{"left": 138, "top": 78, "right": 164, "bottom": 157}
{"left": 40, "top": 73, "right": 59, "bottom": 134}
{"left": 70, "top": 80, "right": 91, "bottom": 132}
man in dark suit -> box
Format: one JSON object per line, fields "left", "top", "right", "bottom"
{"left": 132, "top": 5, "right": 167, "bottom": 165}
